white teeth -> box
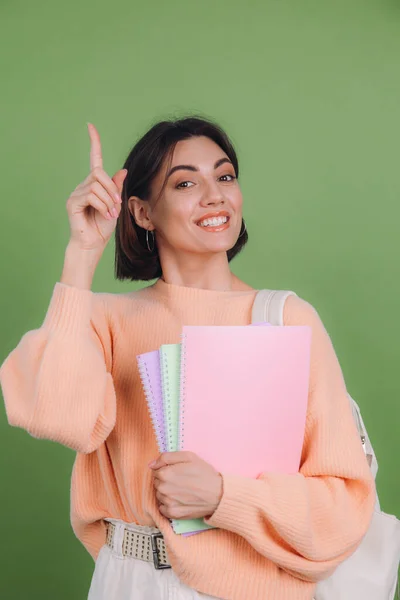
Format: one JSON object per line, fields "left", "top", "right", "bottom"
{"left": 199, "top": 216, "right": 228, "bottom": 227}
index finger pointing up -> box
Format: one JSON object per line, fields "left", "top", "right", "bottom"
{"left": 87, "top": 122, "right": 103, "bottom": 171}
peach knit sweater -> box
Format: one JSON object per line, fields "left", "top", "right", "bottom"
{"left": 0, "top": 278, "right": 375, "bottom": 600}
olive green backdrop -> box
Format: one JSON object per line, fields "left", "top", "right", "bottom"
{"left": 1, "top": 1, "right": 399, "bottom": 598}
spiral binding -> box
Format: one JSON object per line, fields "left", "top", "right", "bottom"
{"left": 137, "top": 356, "right": 166, "bottom": 453}
{"left": 178, "top": 332, "right": 187, "bottom": 451}
{"left": 159, "top": 348, "right": 173, "bottom": 452}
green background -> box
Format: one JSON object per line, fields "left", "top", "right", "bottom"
{"left": 1, "top": 0, "right": 399, "bottom": 598}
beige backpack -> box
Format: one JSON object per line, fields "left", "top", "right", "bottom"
{"left": 252, "top": 289, "right": 400, "bottom": 600}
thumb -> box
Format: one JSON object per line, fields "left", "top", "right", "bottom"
{"left": 149, "top": 451, "right": 194, "bottom": 470}
{"left": 112, "top": 169, "right": 128, "bottom": 196}
{"left": 148, "top": 454, "right": 167, "bottom": 470}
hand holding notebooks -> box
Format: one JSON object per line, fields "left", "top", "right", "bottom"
{"left": 138, "top": 323, "right": 312, "bottom": 536}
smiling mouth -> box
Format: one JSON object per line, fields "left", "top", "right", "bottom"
{"left": 196, "top": 212, "right": 231, "bottom": 231}
{"left": 198, "top": 216, "right": 229, "bottom": 228}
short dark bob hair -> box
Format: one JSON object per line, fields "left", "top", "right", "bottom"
{"left": 115, "top": 115, "right": 248, "bottom": 282}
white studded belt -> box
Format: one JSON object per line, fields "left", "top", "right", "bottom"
{"left": 105, "top": 520, "right": 171, "bottom": 569}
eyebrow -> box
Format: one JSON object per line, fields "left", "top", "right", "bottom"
{"left": 166, "top": 157, "right": 233, "bottom": 179}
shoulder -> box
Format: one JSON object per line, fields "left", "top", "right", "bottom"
{"left": 91, "top": 284, "right": 153, "bottom": 310}
{"left": 283, "top": 293, "right": 321, "bottom": 327}
{"left": 283, "top": 293, "right": 332, "bottom": 349}
{"left": 89, "top": 284, "right": 155, "bottom": 333}
{"left": 283, "top": 293, "right": 342, "bottom": 384}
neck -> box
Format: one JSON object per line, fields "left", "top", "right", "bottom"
{"left": 159, "top": 251, "right": 236, "bottom": 291}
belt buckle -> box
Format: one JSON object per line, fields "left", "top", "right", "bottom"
{"left": 150, "top": 532, "right": 171, "bottom": 570}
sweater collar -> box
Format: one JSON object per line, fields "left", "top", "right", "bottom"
{"left": 149, "top": 277, "right": 257, "bottom": 302}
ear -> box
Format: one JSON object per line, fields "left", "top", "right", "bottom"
{"left": 128, "top": 196, "right": 155, "bottom": 231}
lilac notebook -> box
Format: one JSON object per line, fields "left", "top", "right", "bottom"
{"left": 137, "top": 349, "right": 197, "bottom": 536}
{"left": 137, "top": 350, "right": 167, "bottom": 453}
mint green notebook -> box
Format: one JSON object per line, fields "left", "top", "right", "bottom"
{"left": 159, "top": 344, "right": 181, "bottom": 453}
{"left": 159, "top": 343, "right": 214, "bottom": 535}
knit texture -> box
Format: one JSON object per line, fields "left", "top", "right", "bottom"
{"left": 0, "top": 278, "right": 375, "bottom": 600}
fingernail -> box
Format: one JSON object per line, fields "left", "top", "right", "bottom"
{"left": 112, "top": 207, "right": 118, "bottom": 218}
{"left": 114, "top": 193, "right": 122, "bottom": 203}
{"left": 106, "top": 211, "right": 112, "bottom": 220}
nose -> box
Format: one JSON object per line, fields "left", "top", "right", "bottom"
{"left": 200, "top": 178, "right": 225, "bottom": 207}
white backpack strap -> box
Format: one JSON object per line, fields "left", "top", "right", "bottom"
{"left": 348, "top": 394, "right": 379, "bottom": 482}
{"left": 251, "top": 289, "right": 297, "bottom": 325}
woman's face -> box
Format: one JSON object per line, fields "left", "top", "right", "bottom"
{"left": 135, "top": 136, "right": 243, "bottom": 257}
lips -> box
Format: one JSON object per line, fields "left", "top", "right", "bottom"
{"left": 196, "top": 211, "right": 231, "bottom": 227}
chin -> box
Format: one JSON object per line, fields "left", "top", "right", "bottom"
{"left": 201, "top": 239, "right": 238, "bottom": 255}
{"left": 190, "top": 227, "right": 240, "bottom": 254}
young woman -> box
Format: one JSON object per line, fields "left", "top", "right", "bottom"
{"left": 0, "top": 116, "right": 375, "bottom": 600}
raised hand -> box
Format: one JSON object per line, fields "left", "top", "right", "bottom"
{"left": 65, "top": 122, "right": 128, "bottom": 252}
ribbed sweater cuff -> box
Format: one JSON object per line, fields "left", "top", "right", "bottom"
{"left": 42, "top": 282, "right": 95, "bottom": 335}
{"left": 204, "top": 472, "right": 302, "bottom": 532}
{"left": 204, "top": 473, "right": 260, "bottom": 531}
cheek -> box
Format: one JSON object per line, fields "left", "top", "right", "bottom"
{"left": 229, "top": 187, "right": 243, "bottom": 211}
{"left": 152, "top": 198, "right": 194, "bottom": 232}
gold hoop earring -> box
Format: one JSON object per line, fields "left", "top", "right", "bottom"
{"left": 146, "top": 229, "right": 155, "bottom": 252}
{"left": 239, "top": 219, "right": 247, "bottom": 238}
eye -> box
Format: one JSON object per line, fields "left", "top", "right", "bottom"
{"left": 219, "top": 174, "right": 236, "bottom": 182}
{"left": 176, "top": 181, "right": 195, "bottom": 189}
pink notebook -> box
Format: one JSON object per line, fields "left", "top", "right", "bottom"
{"left": 179, "top": 325, "right": 312, "bottom": 477}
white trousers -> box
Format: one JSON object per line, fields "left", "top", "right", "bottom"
{"left": 87, "top": 520, "right": 219, "bottom": 600}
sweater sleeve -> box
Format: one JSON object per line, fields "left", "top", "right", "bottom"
{"left": 0, "top": 282, "right": 117, "bottom": 454}
{"left": 204, "top": 295, "right": 376, "bottom": 583}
